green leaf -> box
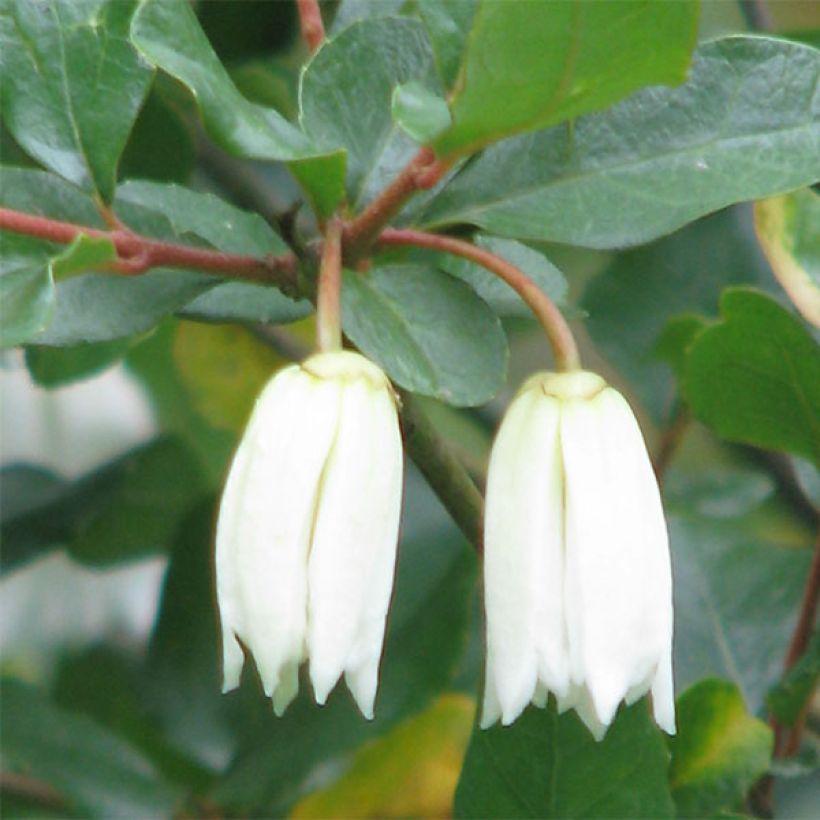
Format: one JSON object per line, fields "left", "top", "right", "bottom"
{"left": 331, "top": 0, "right": 405, "bottom": 34}
{"left": 341, "top": 264, "right": 507, "bottom": 406}
{"left": 392, "top": 81, "right": 451, "bottom": 144}
{"left": 417, "top": 0, "right": 478, "bottom": 89}
{"left": 686, "top": 287, "right": 820, "bottom": 465}
{"left": 179, "top": 281, "right": 310, "bottom": 325}
{"left": 434, "top": 0, "right": 697, "bottom": 157}
{"left": 0, "top": 0, "right": 153, "bottom": 201}
{"left": 669, "top": 679, "right": 773, "bottom": 819}
{"left": 0, "top": 260, "right": 53, "bottom": 348}
{"left": 0, "top": 679, "right": 181, "bottom": 818}
{"left": 0, "top": 436, "right": 207, "bottom": 571}
{"left": 26, "top": 339, "right": 134, "bottom": 386}
{"left": 438, "top": 235, "right": 568, "bottom": 317}
{"left": 213, "top": 490, "right": 478, "bottom": 815}
{"left": 754, "top": 187, "right": 820, "bottom": 327}
{"left": 50, "top": 234, "right": 117, "bottom": 281}
{"left": 653, "top": 314, "right": 709, "bottom": 383}
{"left": 454, "top": 700, "right": 674, "bottom": 819}
{"left": 421, "top": 37, "right": 820, "bottom": 248}
{"left": 301, "top": 17, "right": 439, "bottom": 210}
{"left": 767, "top": 631, "right": 820, "bottom": 727}
{"left": 130, "top": 0, "right": 345, "bottom": 217}
{"left": 583, "top": 207, "right": 775, "bottom": 421}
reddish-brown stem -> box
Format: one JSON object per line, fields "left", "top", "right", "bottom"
{"left": 773, "top": 529, "right": 820, "bottom": 757}
{"left": 379, "top": 227, "right": 581, "bottom": 372}
{"left": 0, "top": 206, "right": 298, "bottom": 290}
{"left": 296, "top": 0, "right": 325, "bottom": 53}
{"left": 344, "top": 148, "right": 449, "bottom": 261}
{"left": 316, "top": 218, "right": 343, "bottom": 351}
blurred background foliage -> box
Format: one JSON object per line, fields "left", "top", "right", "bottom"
{"left": 1, "top": 0, "right": 819, "bottom": 817}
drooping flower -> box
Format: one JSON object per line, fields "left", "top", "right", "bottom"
{"left": 481, "top": 370, "right": 675, "bottom": 740}
{"left": 216, "top": 350, "right": 403, "bottom": 719}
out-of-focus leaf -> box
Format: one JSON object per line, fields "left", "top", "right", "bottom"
{"left": 0, "top": 258, "right": 53, "bottom": 348}
{"left": 584, "top": 207, "right": 774, "bottom": 421}
{"left": 686, "top": 288, "right": 820, "bottom": 465}
{"left": 212, "top": 516, "right": 478, "bottom": 816}
{"left": 454, "top": 700, "right": 674, "bottom": 819}
{"left": 0, "top": 679, "right": 181, "bottom": 818}
{"left": 130, "top": 0, "right": 346, "bottom": 217}
{"left": 669, "top": 679, "right": 773, "bottom": 818}
{"left": 653, "top": 314, "right": 709, "bottom": 383}
{"left": 0, "top": 0, "right": 153, "bottom": 201}
{"left": 421, "top": 38, "right": 820, "bottom": 248}
{"left": 173, "top": 322, "right": 284, "bottom": 433}
{"left": 433, "top": 0, "right": 697, "bottom": 157}
{"left": 331, "top": 0, "right": 405, "bottom": 34}
{"left": 392, "top": 81, "right": 451, "bottom": 144}
{"left": 25, "top": 339, "right": 134, "bottom": 387}
{"left": 417, "top": 0, "right": 478, "bottom": 89}
{"left": 301, "top": 17, "right": 439, "bottom": 210}
{"left": 292, "top": 694, "right": 474, "bottom": 819}
{"left": 438, "top": 235, "right": 568, "bottom": 317}
{"left": 767, "top": 631, "right": 820, "bottom": 727}
{"left": 341, "top": 264, "right": 507, "bottom": 406}
{"left": 754, "top": 188, "right": 820, "bottom": 327}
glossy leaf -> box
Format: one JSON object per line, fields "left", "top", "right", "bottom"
{"left": 438, "top": 235, "right": 568, "bottom": 317}
{"left": 50, "top": 235, "right": 116, "bottom": 281}
{"left": 301, "top": 17, "right": 439, "bottom": 210}
{"left": 417, "top": 0, "right": 478, "bottom": 89}
{"left": 129, "top": 0, "right": 345, "bottom": 217}
{"left": 754, "top": 188, "right": 820, "bottom": 327}
{"left": 341, "top": 264, "right": 507, "bottom": 406}
{"left": 454, "top": 700, "right": 674, "bottom": 819}
{"left": 669, "top": 680, "right": 773, "bottom": 818}
{"left": 434, "top": 0, "right": 697, "bottom": 157}
{"left": 421, "top": 37, "right": 820, "bottom": 248}
{"left": 0, "top": 0, "right": 153, "bottom": 201}
{"left": 0, "top": 254, "right": 53, "bottom": 347}
{"left": 392, "top": 81, "right": 451, "bottom": 144}
{"left": 1, "top": 680, "right": 181, "bottom": 818}
{"left": 686, "top": 288, "right": 820, "bottom": 465}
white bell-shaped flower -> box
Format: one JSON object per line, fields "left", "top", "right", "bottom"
{"left": 482, "top": 370, "right": 675, "bottom": 740}
{"left": 216, "top": 350, "right": 403, "bottom": 719}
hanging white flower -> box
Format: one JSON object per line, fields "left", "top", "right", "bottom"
{"left": 216, "top": 350, "right": 403, "bottom": 719}
{"left": 481, "top": 370, "right": 675, "bottom": 740}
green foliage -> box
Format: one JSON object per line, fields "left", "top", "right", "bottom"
{"left": 454, "top": 700, "right": 675, "bottom": 818}
{"left": 669, "top": 680, "right": 773, "bottom": 818}
{"left": 767, "top": 632, "right": 820, "bottom": 727}
{"left": 686, "top": 288, "right": 820, "bottom": 464}
{"left": 421, "top": 37, "right": 820, "bottom": 248}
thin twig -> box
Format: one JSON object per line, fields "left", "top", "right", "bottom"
{"left": 0, "top": 771, "right": 67, "bottom": 812}
{"left": 379, "top": 227, "right": 580, "bottom": 372}
{"left": 0, "top": 207, "right": 299, "bottom": 291}
{"left": 297, "top": 0, "right": 325, "bottom": 53}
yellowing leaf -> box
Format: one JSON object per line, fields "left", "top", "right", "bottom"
{"left": 754, "top": 188, "right": 820, "bottom": 327}
{"left": 291, "top": 694, "right": 475, "bottom": 819}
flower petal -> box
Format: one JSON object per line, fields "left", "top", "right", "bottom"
{"left": 483, "top": 385, "right": 567, "bottom": 726}
{"left": 308, "top": 378, "right": 403, "bottom": 717}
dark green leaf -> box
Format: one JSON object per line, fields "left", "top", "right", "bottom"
{"left": 25, "top": 339, "right": 133, "bottom": 386}
{"left": 454, "top": 700, "right": 674, "bottom": 819}
{"left": 669, "top": 679, "right": 773, "bottom": 819}
{"left": 686, "top": 288, "right": 820, "bottom": 465}
{"left": 417, "top": 0, "right": 478, "bottom": 89}
{"left": 0, "top": 261, "right": 53, "bottom": 347}
{"left": 341, "top": 263, "right": 507, "bottom": 406}
{"left": 0, "top": 166, "right": 104, "bottom": 225}
{"left": 421, "top": 37, "right": 820, "bottom": 248}
{"left": 653, "top": 314, "right": 710, "bottom": 383}
{"left": 434, "top": 0, "right": 697, "bottom": 157}
{"left": 392, "top": 81, "right": 451, "bottom": 144}
{"left": 767, "top": 631, "right": 820, "bottom": 726}
{"left": 301, "top": 17, "right": 439, "bottom": 210}
{"left": 584, "top": 207, "right": 775, "bottom": 421}
{"left": 1, "top": 679, "right": 181, "bottom": 818}
{"left": 0, "top": 0, "right": 153, "bottom": 201}
{"left": 179, "top": 281, "right": 310, "bottom": 325}
{"left": 130, "top": 0, "right": 345, "bottom": 217}
{"left": 438, "top": 235, "right": 568, "bottom": 317}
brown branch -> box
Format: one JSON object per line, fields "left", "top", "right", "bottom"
{"left": 379, "top": 227, "right": 581, "bottom": 372}
{"left": 344, "top": 148, "right": 449, "bottom": 262}
{"left": 316, "top": 218, "right": 343, "bottom": 351}
{"left": 0, "top": 207, "right": 299, "bottom": 292}
{"left": 1, "top": 771, "right": 67, "bottom": 812}
{"left": 296, "top": 0, "right": 325, "bottom": 53}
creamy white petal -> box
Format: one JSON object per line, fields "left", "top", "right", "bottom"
{"left": 483, "top": 385, "right": 567, "bottom": 727}
{"left": 651, "top": 648, "right": 676, "bottom": 735}
{"left": 224, "top": 367, "right": 341, "bottom": 706}
{"left": 480, "top": 653, "right": 503, "bottom": 729}
{"left": 308, "top": 378, "right": 403, "bottom": 716}
{"left": 561, "top": 387, "right": 673, "bottom": 732}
